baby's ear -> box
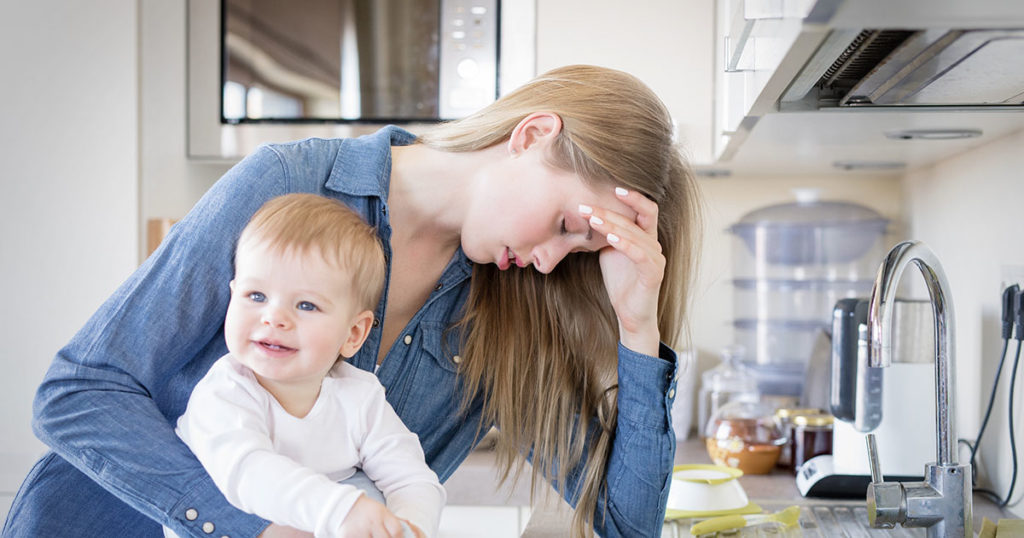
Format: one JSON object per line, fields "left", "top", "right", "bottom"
{"left": 228, "top": 280, "right": 235, "bottom": 292}
{"left": 338, "top": 310, "right": 375, "bottom": 358}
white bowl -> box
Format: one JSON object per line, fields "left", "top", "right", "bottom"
{"left": 666, "top": 464, "right": 750, "bottom": 513}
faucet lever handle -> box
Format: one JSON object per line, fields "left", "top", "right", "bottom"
{"left": 866, "top": 433, "right": 883, "bottom": 483}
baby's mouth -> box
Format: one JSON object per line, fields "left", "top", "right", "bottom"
{"left": 258, "top": 340, "right": 296, "bottom": 353}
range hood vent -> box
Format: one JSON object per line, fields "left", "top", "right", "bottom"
{"left": 817, "top": 30, "right": 914, "bottom": 95}
{"left": 785, "top": 28, "right": 1024, "bottom": 108}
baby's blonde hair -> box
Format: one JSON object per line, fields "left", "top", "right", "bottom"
{"left": 237, "top": 193, "right": 386, "bottom": 311}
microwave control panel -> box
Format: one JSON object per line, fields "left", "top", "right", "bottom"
{"left": 439, "top": 0, "right": 499, "bottom": 119}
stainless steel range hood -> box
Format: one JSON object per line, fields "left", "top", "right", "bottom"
{"left": 783, "top": 27, "right": 1024, "bottom": 108}
{"left": 710, "top": 0, "right": 1024, "bottom": 173}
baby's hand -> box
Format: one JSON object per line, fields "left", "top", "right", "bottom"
{"left": 402, "top": 520, "right": 426, "bottom": 538}
{"left": 339, "top": 495, "right": 407, "bottom": 537}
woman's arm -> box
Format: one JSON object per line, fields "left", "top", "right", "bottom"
{"left": 31, "top": 146, "right": 292, "bottom": 536}
{"left": 577, "top": 186, "right": 680, "bottom": 536}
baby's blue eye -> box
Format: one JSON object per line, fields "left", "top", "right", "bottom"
{"left": 248, "top": 292, "right": 266, "bottom": 303}
{"left": 297, "top": 301, "right": 318, "bottom": 312}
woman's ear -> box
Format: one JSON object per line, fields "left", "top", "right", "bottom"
{"left": 338, "top": 310, "right": 375, "bottom": 358}
{"left": 507, "top": 112, "right": 563, "bottom": 156}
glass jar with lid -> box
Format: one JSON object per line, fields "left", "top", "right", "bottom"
{"left": 790, "top": 413, "right": 834, "bottom": 474}
{"left": 774, "top": 407, "right": 823, "bottom": 469}
{"left": 697, "top": 345, "right": 757, "bottom": 439}
{"left": 704, "top": 398, "right": 786, "bottom": 475}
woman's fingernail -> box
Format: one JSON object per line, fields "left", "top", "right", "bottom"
{"left": 590, "top": 215, "right": 604, "bottom": 226}
{"left": 615, "top": 187, "right": 629, "bottom": 197}
{"left": 607, "top": 233, "right": 620, "bottom": 243}
{"left": 578, "top": 204, "right": 593, "bottom": 215}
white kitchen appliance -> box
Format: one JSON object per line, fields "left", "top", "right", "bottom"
{"left": 797, "top": 298, "right": 935, "bottom": 497}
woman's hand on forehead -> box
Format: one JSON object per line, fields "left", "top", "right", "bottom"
{"left": 578, "top": 186, "right": 663, "bottom": 356}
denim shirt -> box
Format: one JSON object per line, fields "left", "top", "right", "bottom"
{"left": 21, "top": 126, "right": 680, "bottom": 538}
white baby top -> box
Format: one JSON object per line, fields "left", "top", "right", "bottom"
{"left": 176, "top": 354, "right": 445, "bottom": 537}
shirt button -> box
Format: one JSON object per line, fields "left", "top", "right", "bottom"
{"left": 435, "top": 283, "right": 443, "bottom": 291}
{"left": 668, "top": 388, "right": 676, "bottom": 399}
{"left": 453, "top": 355, "right": 462, "bottom": 364}
{"left": 202, "top": 521, "right": 215, "bottom": 533}
{"left": 403, "top": 335, "right": 412, "bottom": 345}
{"left": 185, "top": 508, "right": 198, "bottom": 521}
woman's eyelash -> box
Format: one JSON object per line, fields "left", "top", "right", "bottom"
{"left": 560, "top": 218, "right": 568, "bottom": 235}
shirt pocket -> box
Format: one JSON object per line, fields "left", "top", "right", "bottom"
{"left": 391, "top": 321, "right": 463, "bottom": 436}
{"left": 417, "top": 321, "right": 462, "bottom": 374}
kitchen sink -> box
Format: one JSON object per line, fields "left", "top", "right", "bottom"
{"left": 665, "top": 500, "right": 926, "bottom": 537}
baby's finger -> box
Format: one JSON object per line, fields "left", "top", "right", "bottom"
{"left": 613, "top": 187, "right": 659, "bottom": 236}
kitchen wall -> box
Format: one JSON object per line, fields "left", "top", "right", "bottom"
{"left": 904, "top": 129, "right": 1024, "bottom": 514}
{"left": 0, "top": 0, "right": 139, "bottom": 519}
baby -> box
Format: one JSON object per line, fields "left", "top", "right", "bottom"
{"left": 169, "top": 194, "right": 444, "bottom": 537}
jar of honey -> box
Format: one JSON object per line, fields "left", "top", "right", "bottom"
{"left": 774, "top": 407, "right": 823, "bottom": 469}
{"left": 790, "top": 413, "right": 833, "bottom": 474}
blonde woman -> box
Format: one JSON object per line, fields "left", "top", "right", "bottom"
{"left": 8, "top": 65, "right": 702, "bottom": 538}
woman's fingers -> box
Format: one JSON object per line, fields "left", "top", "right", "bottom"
{"left": 583, "top": 209, "right": 664, "bottom": 281}
{"left": 579, "top": 201, "right": 662, "bottom": 256}
{"left": 613, "top": 187, "right": 659, "bottom": 237}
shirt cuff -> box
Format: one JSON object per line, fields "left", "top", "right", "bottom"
{"left": 166, "top": 476, "right": 268, "bottom": 538}
{"left": 616, "top": 342, "right": 679, "bottom": 430}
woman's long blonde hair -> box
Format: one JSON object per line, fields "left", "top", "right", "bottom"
{"left": 418, "top": 65, "right": 702, "bottom": 537}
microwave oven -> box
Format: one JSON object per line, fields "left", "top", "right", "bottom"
{"left": 187, "top": 0, "right": 536, "bottom": 159}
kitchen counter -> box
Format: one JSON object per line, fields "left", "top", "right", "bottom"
{"left": 518, "top": 438, "right": 1015, "bottom": 537}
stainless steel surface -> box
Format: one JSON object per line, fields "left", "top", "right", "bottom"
{"left": 864, "top": 241, "right": 972, "bottom": 537}
{"left": 666, "top": 501, "right": 929, "bottom": 537}
{"left": 658, "top": 440, "right": 1010, "bottom": 538}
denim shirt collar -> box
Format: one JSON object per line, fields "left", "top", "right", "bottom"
{"left": 324, "top": 125, "right": 417, "bottom": 199}
{"left": 324, "top": 125, "right": 473, "bottom": 280}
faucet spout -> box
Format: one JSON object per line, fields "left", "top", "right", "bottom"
{"left": 866, "top": 240, "right": 956, "bottom": 466}
{"left": 863, "top": 241, "right": 971, "bottom": 537}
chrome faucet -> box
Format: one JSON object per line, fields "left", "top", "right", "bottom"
{"left": 863, "top": 241, "right": 972, "bottom": 537}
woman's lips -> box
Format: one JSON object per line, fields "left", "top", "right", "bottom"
{"left": 498, "top": 247, "right": 511, "bottom": 270}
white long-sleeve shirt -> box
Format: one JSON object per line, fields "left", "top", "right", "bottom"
{"left": 176, "top": 354, "right": 445, "bottom": 537}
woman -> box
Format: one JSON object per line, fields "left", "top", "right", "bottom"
{"left": 4, "top": 65, "right": 702, "bottom": 538}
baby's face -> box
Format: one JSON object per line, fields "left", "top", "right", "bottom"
{"left": 225, "top": 240, "right": 364, "bottom": 391}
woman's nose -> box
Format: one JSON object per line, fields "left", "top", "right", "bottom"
{"left": 534, "top": 239, "right": 574, "bottom": 274}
